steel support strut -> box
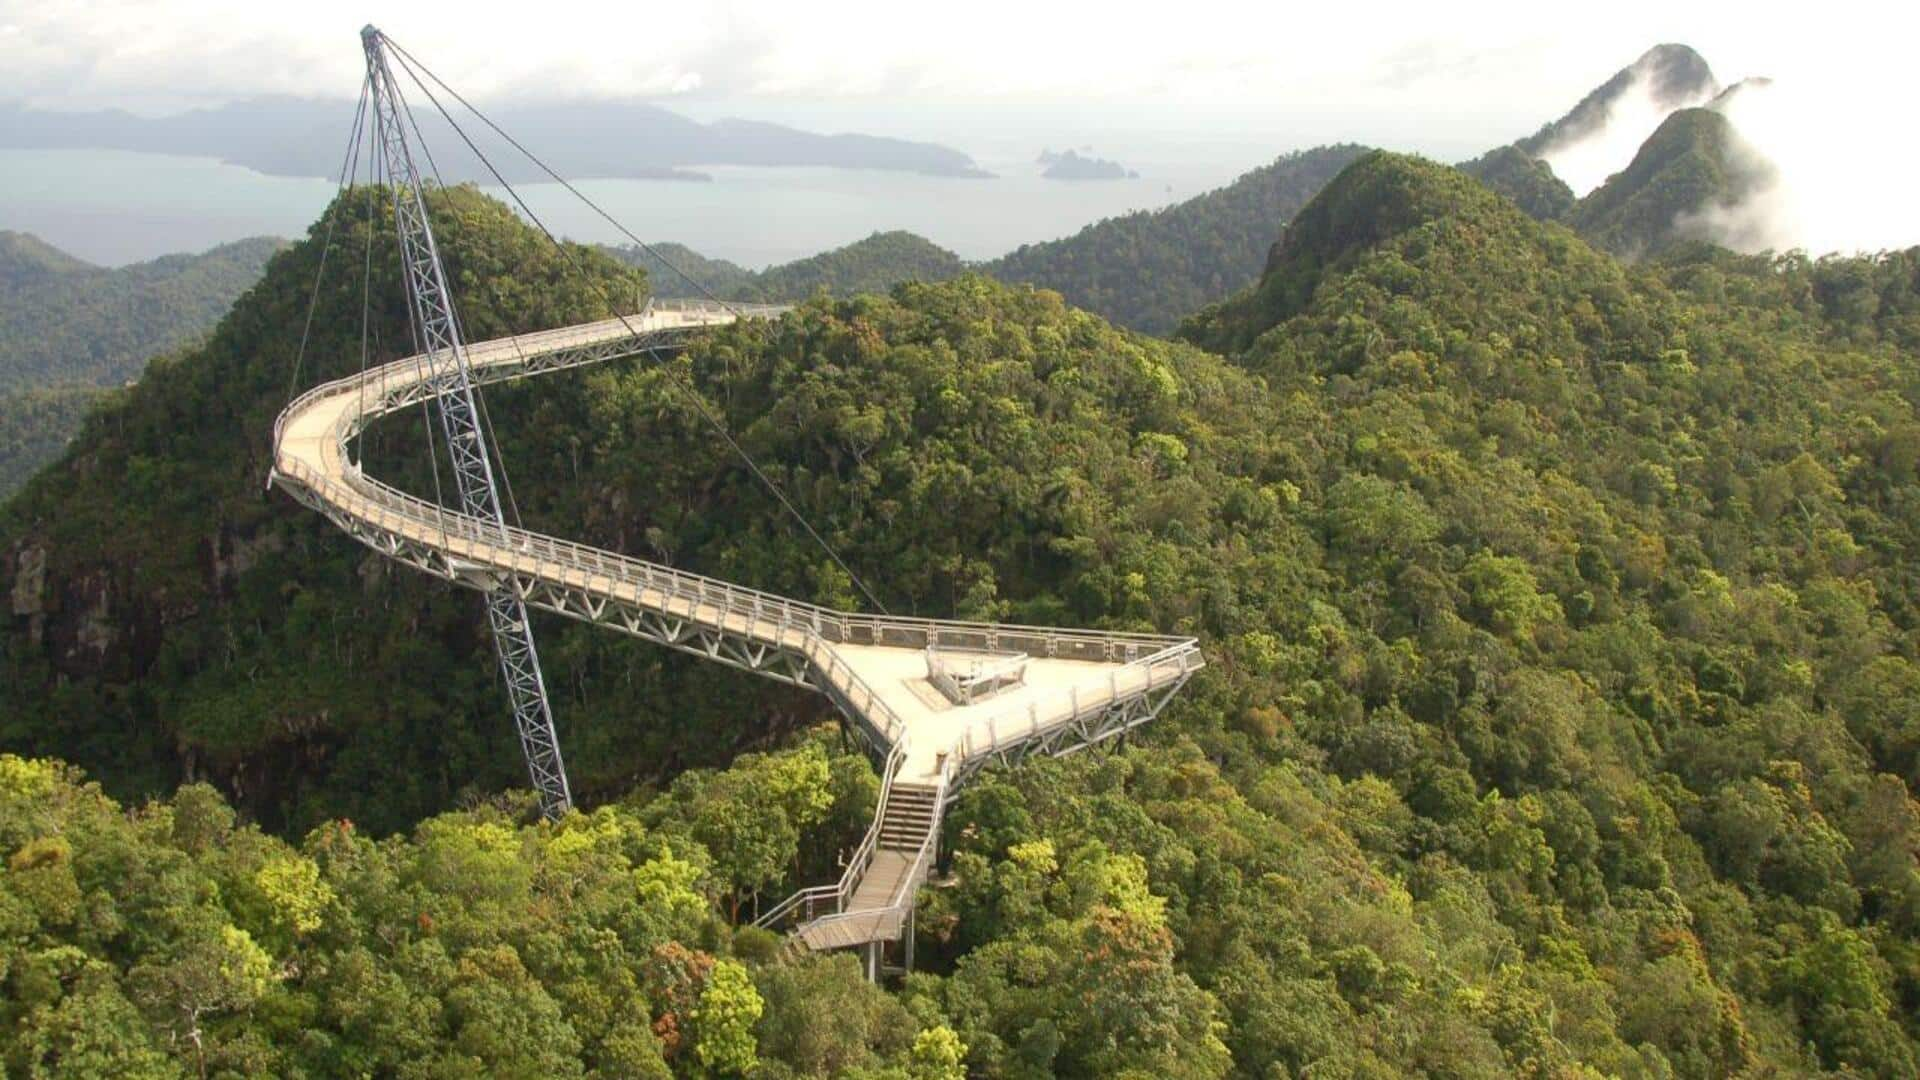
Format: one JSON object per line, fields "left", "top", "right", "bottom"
{"left": 362, "top": 25, "right": 572, "bottom": 817}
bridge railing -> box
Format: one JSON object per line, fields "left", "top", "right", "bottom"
{"left": 273, "top": 305, "right": 1202, "bottom": 772}
{"left": 334, "top": 430, "right": 1196, "bottom": 676}
{"left": 952, "top": 638, "right": 1202, "bottom": 762}
{"left": 271, "top": 303, "right": 782, "bottom": 456}
{"left": 645, "top": 297, "right": 789, "bottom": 318}
{"left": 275, "top": 308, "right": 1195, "bottom": 660}
{"left": 275, "top": 447, "right": 916, "bottom": 752}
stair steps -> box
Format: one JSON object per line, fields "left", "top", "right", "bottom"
{"left": 878, "top": 783, "right": 940, "bottom": 851}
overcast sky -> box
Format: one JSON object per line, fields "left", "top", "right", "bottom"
{"left": 1, "top": 1, "right": 1905, "bottom": 124}
{"left": 5, "top": 0, "right": 1915, "bottom": 255}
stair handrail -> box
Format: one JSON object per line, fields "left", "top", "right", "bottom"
{"left": 753, "top": 735, "right": 907, "bottom": 930}
{"left": 886, "top": 754, "right": 951, "bottom": 909}
{"left": 789, "top": 752, "right": 952, "bottom": 942}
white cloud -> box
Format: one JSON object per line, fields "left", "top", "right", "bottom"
{"left": 1706, "top": 77, "right": 1920, "bottom": 256}
{"left": 1540, "top": 69, "right": 1719, "bottom": 196}
{"left": 0, "top": 0, "right": 1849, "bottom": 110}
{"left": 1, "top": 0, "right": 1914, "bottom": 253}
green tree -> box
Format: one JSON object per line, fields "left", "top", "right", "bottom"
{"left": 691, "top": 959, "right": 763, "bottom": 1077}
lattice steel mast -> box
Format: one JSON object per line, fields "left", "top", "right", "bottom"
{"left": 361, "top": 25, "right": 572, "bottom": 818}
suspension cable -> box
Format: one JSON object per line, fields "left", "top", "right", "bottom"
{"left": 386, "top": 36, "right": 740, "bottom": 311}
{"left": 385, "top": 40, "right": 890, "bottom": 614}
{"left": 286, "top": 73, "right": 372, "bottom": 406}
{"left": 381, "top": 60, "right": 530, "bottom": 532}
{"left": 355, "top": 86, "right": 378, "bottom": 466}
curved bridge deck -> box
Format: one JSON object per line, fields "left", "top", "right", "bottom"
{"left": 270, "top": 298, "right": 1202, "bottom": 954}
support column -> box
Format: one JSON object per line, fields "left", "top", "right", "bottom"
{"left": 360, "top": 24, "right": 571, "bottom": 819}
{"left": 904, "top": 907, "right": 915, "bottom": 975}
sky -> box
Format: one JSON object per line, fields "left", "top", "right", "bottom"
{"left": 2, "top": 0, "right": 1916, "bottom": 254}
{"left": 0, "top": 1, "right": 1896, "bottom": 120}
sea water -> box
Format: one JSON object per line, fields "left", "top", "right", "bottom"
{"left": 0, "top": 143, "right": 1258, "bottom": 269}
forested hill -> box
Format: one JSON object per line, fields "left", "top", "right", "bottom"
{"left": 982, "top": 144, "right": 1372, "bottom": 334}
{"left": 0, "top": 233, "right": 281, "bottom": 392}
{"left": 738, "top": 230, "right": 965, "bottom": 300}
{"left": 8, "top": 158, "right": 1920, "bottom": 1075}
{"left": 1, "top": 186, "right": 648, "bottom": 833}
{"left": 1457, "top": 144, "right": 1577, "bottom": 221}
{"left": 604, "top": 240, "right": 756, "bottom": 296}
{"left": 0, "top": 232, "right": 282, "bottom": 499}
{"left": 612, "top": 145, "right": 1365, "bottom": 334}
{"left": 1456, "top": 43, "right": 1753, "bottom": 254}
{"left": 1182, "top": 151, "right": 1920, "bottom": 1074}
{"left": 0, "top": 385, "right": 107, "bottom": 500}
{"left": 0, "top": 230, "right": 95, "bottom": 291}
{"left": 607, "top": 230, "right": 966, "bottom": 303}
{"left": 1571, "top": 107, "right": 1777, "bottom": 258}
{"left": 1183, "top": 150, "right": 1514, "bottom": 354}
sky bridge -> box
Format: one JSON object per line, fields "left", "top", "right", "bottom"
{"left": 269, "top": 26, "right": 1201, "bottom": 977}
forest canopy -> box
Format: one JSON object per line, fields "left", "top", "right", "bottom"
{"left": 5, "top": 153, "right": 1920, "bottom": 1076}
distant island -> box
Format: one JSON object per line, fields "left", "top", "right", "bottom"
{"left": 0, "top": 97, "right": 995, "bottom": 182}
{"left": 1038, "top": 148, "right": 1138, "bottom": 180}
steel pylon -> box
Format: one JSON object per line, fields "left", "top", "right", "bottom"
{"left": 361, "top": 25, "right": 572, "bottom": 818}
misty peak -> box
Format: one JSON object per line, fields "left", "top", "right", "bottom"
{"left": 1708, "top": 76, "right": 1777, "bottom": 112}
{"left": 1630, "top": 44, "right": 1721, "bottom": 110}
{"left": 1517, "top": 43, "right": 1720, "bottom": 160}
{"left": 1570, "top": 106, "right": 1777, "bottom": 258}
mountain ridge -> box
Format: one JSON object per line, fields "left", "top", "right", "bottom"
{"left": 0, "top": 232, "right": 283, "bottom": 392}
{"left": 0, "top": 232, "right": 284, "bottom": 498}
{"left": 0, "top": 230, "right": 98, "bottom": 291}
{"left": 607, "top": 230, "right": 966, "bottom": 303}
{"left": 981, "top": 143, "right": 1373, "bottom": 334}
{"left": 0, "top": 96, "right": 993, "bottom": 182}
{"left": 1515, "top": 43, "right": 1721, "bottom": 158}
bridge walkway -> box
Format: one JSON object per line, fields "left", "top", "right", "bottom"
{"left": 270, "top": 299, "right": 1202, "bottom": 959}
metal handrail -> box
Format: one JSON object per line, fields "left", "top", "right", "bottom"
{"left": 926, "top": 644, "right": 1029, "bottom": 704}
{"left": 280, "top": 426, "right": 1197, "bottom": 772}
{"left": 374, "top": 455, "right": 1186, "bottom": 749}
{"left": 789, "top": 754, "right": 951, "bottom": 940}
{"left": 753, "top": 736, "right": 909, "bottom": 930}
{"left": 272, "top": 299, "right": 1206, "bottom": 957}
{"left": 273, "top": 302, "right": 1203, "bottom": 766}
{"left": 955, "top": 639, "right": 1201, "bottom": 760}
{"left": 273, "top": 452, "right": 914, "bottom": 750}
{"left": 272, "top": 306, "right": 1197, "bottom": 674}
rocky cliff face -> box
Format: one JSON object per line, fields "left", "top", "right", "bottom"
{"left": 9, "top": 543, "right": 45, "bottom": 636}
{"left": 6, "top": 533, "right": 177, "bottom": 681}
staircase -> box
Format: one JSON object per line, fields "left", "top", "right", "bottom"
{"left": 792, "top": 780, "right": 943, "bottom": 953}
{"left": 877, "top": 782, "right": 939, "bottom": 852}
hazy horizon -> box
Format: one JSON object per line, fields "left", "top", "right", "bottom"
{"left": 3, "top": 1, "right": 1917, "bottom": 261}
